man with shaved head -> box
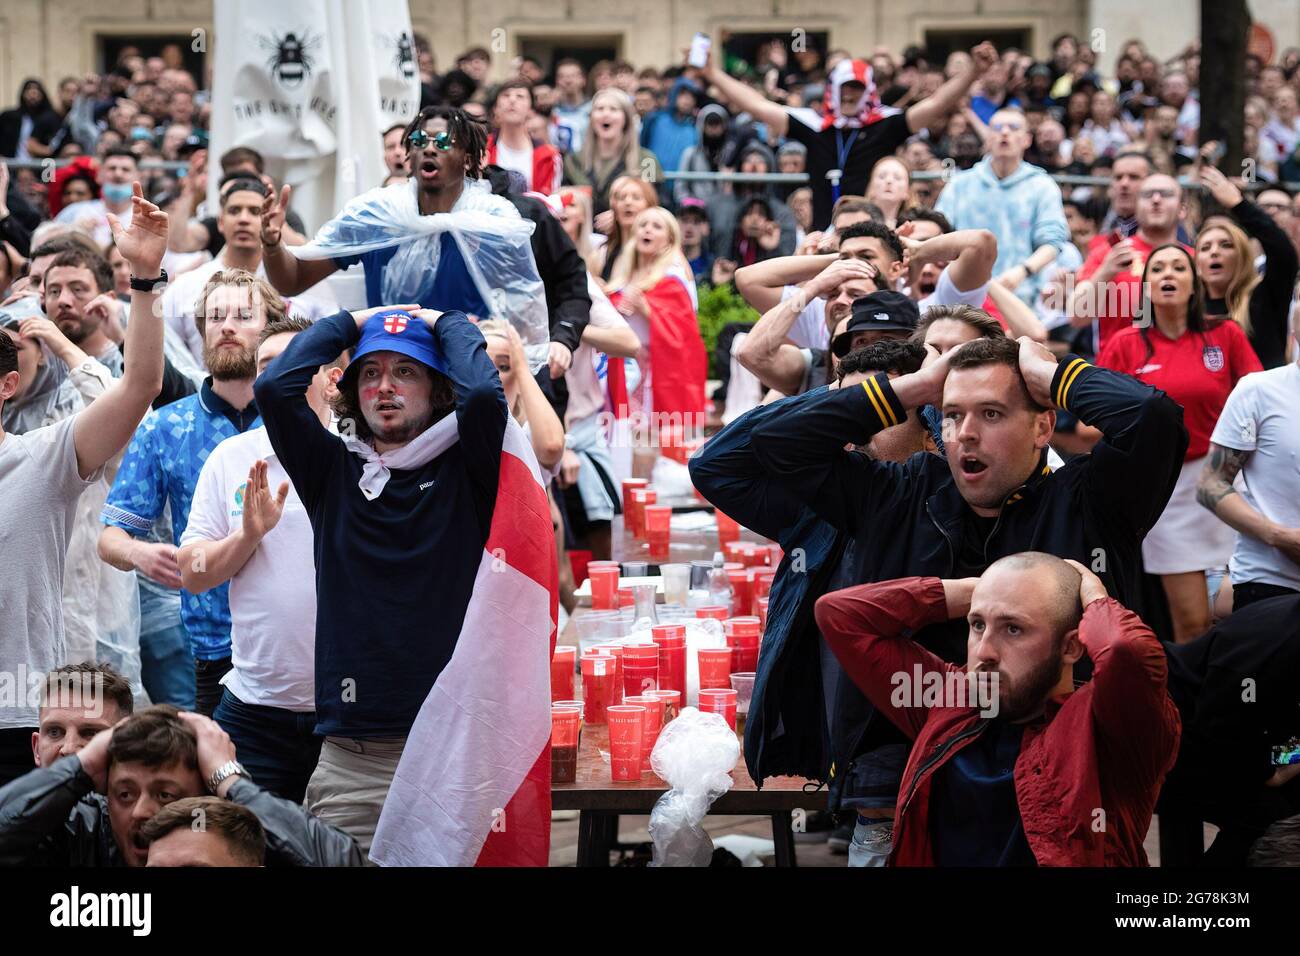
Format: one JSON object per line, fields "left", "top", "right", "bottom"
{"left": 814, "top": 554, "right": 1181, "bottom": 866}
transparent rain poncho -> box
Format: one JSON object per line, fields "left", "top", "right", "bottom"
{"left": 295, "top": 178, "right": 550, "bottom": 366}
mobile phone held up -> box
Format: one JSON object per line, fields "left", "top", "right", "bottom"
{"left": 688, "top": 33, "right": 711, "bottom": 69}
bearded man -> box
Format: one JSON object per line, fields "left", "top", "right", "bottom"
{"left": 100, "top": 270, "right": 278, "bottom": 716}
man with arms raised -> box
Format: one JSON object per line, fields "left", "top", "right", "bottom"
{"left": 0, "top": 184, "right": 165, "bottom": 786}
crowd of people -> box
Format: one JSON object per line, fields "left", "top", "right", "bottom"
{"left": 2, "top": 28, "right": 1300, "bottom": 869}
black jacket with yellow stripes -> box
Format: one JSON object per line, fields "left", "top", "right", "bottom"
{"left": 742, "top": 355, "right": 1188, "bottom": 811}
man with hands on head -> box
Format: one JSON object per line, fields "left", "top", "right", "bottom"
{"left": 0, "top": 705, "right": 362, "bottom": 866}
{"left": 0, "top": 183, "right": 165, "bottom": 786}
{"left": 693, "top": 331, "right": 1186, "bottom": 849}
{"left": 254, "top": 299, "right": 509, "bottom": 855}
{"left": 813, "top": 555, "right": 1180, "bottom": 865}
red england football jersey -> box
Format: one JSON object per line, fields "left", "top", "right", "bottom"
{"left": 1077, "top": 235, "right": 1193, "bottom": 354}
{"left": 1097, "top": 318, "right": 1263, "bottom": 459}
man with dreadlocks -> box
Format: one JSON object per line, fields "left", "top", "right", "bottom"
{"left": 260, "top": 107, "right": 550, "bottom": 354}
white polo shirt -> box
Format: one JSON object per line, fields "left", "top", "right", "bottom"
{"left": 181, "top": 426, "right": 316, "bottom": 711}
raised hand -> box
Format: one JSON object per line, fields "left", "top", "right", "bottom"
{"left": 260, "top": 183, "right": 292, "bottom": 246}
{"left": 240, "top": 459, "right": 288, "bottom": 542}
{"left": 176, "top": 711, "right": 240, "bottom": 794}
{"left": 1199, "top": 164, "right": 1243, "bottom": 210}
{"left": 1063, "top": 559, "right": 1109, "bottom": 608}
{"left": 108, "top": 182, "right": 168, "bottom": 277}
{"left": 351, "top": 303, "right": 422, "bottom": 330}
{"left": 969, "top": 42, "right": 999, "bottom": 76}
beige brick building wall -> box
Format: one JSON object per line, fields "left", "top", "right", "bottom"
{"left": 0, "top": 0, "right": 1296, "bottom": 102}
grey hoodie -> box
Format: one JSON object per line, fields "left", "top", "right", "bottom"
{"left": 675, "top": 104, "right": 733, "bottom": 204}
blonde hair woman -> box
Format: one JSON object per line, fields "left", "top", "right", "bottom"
{"left": 563, "top": 89, "right": 663, "bottom": 217}
{"left": 865, "top": 155, "right": 914, "bottom": 228}
{"left": 606, "top": 207, "right": 707, "bottom": 435}
{"left": 1196, "top": 165, "right": 1299, "bottom": 368}
{"left": 593, "top": 174, "right": 657, "bottom": 280}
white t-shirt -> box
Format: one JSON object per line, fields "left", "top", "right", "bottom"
{"left": 180, "top": 426, "right": 317, "bottom": 711}
{"left": 161, "top": 257, "right": 338, "bottom": 368}
{"left": 779, "top": 284, "right": 829, "bottom": 349}
{"left": 1209, "top": 363, "right": 1300, "bottom": 591}
{"left": 0, "top": 416, "right": 102, "bottom": 729}
{"left": 495, "top": 139, "right": 534, "bottom": 186}
{"left": 917, "top": 264, "right": 990, "bottom": 314}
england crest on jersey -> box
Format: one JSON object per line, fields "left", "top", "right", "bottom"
{"left": 1203, "top": 345, "right": 1224, "bottom": 372}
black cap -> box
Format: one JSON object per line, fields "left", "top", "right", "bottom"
{"left": 833, "top": 291, "right": 919, "bottom": 356}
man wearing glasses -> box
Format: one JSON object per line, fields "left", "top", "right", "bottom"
{"left": 1070, "top": 174, "right": 1190, "bottom": 354}
{"left": 934, "top": 107, "right": 1070, "bottom": 307}
{"left": 260, "top": 107, "right": 500, "bottom": 316}
{"left": 1256, "top": 188, "right": 1300, "bottom": 259}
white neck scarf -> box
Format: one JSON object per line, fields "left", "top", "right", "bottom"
{"left": 340, "top": 412, "right": 460, "bottom": 501}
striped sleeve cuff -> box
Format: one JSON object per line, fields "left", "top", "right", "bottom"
{"left": 100, "top": 504, "right": 152, "bottom": 533}
{"left": 860, "top": 373, "right": 907, "bottom": 431}
{"left": 1052, "top": 356, "right": 1092, "bottom": 411}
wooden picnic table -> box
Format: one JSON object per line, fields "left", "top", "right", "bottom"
{"left": 552, "top": 722, "right": 826, "bottom": 867}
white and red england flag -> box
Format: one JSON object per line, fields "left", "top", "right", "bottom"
{"left": 369, "top": 418, "right": 557, "bottom": 867}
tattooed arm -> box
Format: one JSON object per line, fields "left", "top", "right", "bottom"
{"left": 1197, "top": 443, "right": 1300, "bottom": 564}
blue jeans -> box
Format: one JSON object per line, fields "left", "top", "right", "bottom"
{"left": 212, "top": 688, "right": 322, "bottom": 804}
{"left": 137, "top": 583, "right": 195, "bottom": 709}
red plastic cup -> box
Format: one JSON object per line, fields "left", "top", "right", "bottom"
{"left": 650, "top": 624, "right": 687, "bottom": 699}
{"left": 550, "top": 705, "right": 581, "bottom": 784}
{"left": 621, "top": 479, "right": 647, "bottom": 535}
{"left": 624, "top": 694, "right": 664, "bottom": 775}
{"left": 592, "top": 643, "right": 625, "bottom": 706}
{"left": 757, "top": 596, "right": 770, "bottom": 633}
{"left": 725, "top": 617, "right": 762, "bottom": 673}
{"left": 715, "top": 509, "right": 740, "bottom": 546}
{"left": 644, "top": 504, "right": 672, "bottom": 562}
{"left": 551, "top": 645, "right": 577, "bottom": 701}
{"left": 697, "top": 647, "right": 733, "bottom": 691}
{"left": 580, "top": 652, "right": 615, "bottom": 724}
{"left": 753, "top": 568, "right": 776, "bottom": 602}
{"left": 727, "top": 569, "right": 752, "bottom": 617}
{"left": 589, "top": 566, "right": 620, "bottom": 611}
{"left": 695, "top": 606, "right": 728, "bottom": 622}
{"left": 607, "top": 705, "right": 646, "bottom": 781}
{"left": 698, "top": 688, "right": 738, "bottom": 731}
{"left": 649, "top": 689, "right": 681, "bottom": 724}
{"left": 631, "top": 488, "right": 657, "bottom": 539}
{"left": 616, "top": 587, "right": 635, "bottom": 609}
{"left": 621, "top": 642, "right": 660, "bottom": 697}
{"left": 744, "top": 543, "right": 767, "bottom": 568}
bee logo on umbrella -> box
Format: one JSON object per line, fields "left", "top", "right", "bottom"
{"left": 258, "top": 30, "right": 321, "bottom": 89}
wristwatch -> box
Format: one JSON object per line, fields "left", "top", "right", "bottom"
{"left": 129, "top": 270, "right": 168, "bottom": 294}
{"left": 207, "top": 760, "right": 248, "bottom": 794}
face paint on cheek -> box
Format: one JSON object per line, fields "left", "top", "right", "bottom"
{"left": 361, "top": 384, "right": 380, "bottom": 402}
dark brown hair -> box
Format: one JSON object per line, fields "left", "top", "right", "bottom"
{"left": 331, "top": 361, "right": 455, "bottom": 443}
{"left": 140, "top": 796, "right": 266, "bottom": 866}
{"left": 107, "top": 704, "right": 199, "bottom": 772}
{"left": 46, "top": 247, "right": 114, "bottom": 294}
{"left": 42, "top": 661, "right": 134, "bottom": 717}
{"left": 944, "top": 334, "right": 1045, "bottom": 412}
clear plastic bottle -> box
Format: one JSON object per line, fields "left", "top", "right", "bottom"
{"left": 707, "top": 551, "right": 733, "bottom": 615}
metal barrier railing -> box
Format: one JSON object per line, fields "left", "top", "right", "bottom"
{"left": 6, "top": 157, "right": 1298, "bottom": 193}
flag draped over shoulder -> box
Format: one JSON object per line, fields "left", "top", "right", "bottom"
{"left": 369, "top": 418, "right": 557, "bottom": 867}
{"left": 610, "top": 275, "right": 708, "bottom": 429}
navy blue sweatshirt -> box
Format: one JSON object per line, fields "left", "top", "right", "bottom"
{"left": 255, "top": 309, "right": 507, "bottom": 738}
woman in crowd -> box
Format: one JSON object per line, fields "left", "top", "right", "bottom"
{"left": 864, "top": 155, "right": 914, "bottom": 229}
{"left": 1098, "top": 244, "right": 1263, "bottom": 643}
{"left": 1079, "top": 89, "right": 1133, "bottom": 160}
{"left": 1063, "top": 88, "right": 1091, "bottom": 141}
{"left": 1195, "top": 165, "right": 1299, "bottom": 369}
{"left": 606, "top": 206, "right": 707, "bottom": 440}
{"left": 553, "top": 187, "right": 641, "bottom": 560}
{"left": 562, "top": 88, "right": 662, "bottom": 217}
{"left": 592, "top": 174, "right": 658, "bottom": 280}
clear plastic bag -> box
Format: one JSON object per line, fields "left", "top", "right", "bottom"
{"left": 295, "top": 178, "right": 550, "bottom": 356}
{"left": 648, "top": 707, "right": 740, "bottom": 867}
